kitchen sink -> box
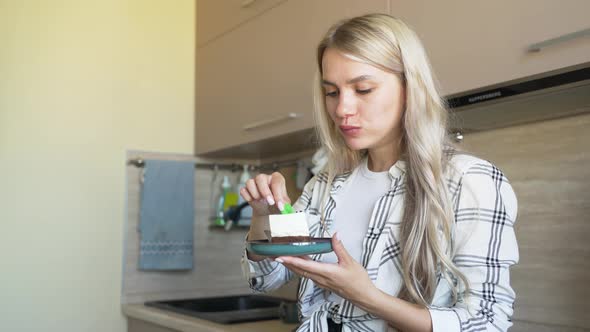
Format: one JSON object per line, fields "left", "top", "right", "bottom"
{"left": 145, "top": 295, "right": 294, "bottom": 324}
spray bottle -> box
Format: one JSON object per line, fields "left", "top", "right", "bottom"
{"left": 236, "top": 165, "right": 253, "bottom": 226}
{"left": 214, "top": 175, "right": 236, "bottom": 226}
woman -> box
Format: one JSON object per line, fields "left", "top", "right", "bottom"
{"left": 240, "top": 14, "right": 518, "bottom": 332}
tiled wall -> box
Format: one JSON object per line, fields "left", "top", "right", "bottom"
{"left": 461, "top": 113, "right": 590, "bottom": 332}
{"left": 121, "top": 151, "right": 301, "bottom": 304}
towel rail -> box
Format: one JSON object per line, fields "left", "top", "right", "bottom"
{"left": 127, "top": 158, "right": 302, "bottom": 173}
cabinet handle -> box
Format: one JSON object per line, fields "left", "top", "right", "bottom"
{"left": 527, "top": 27, "right": 590, "bottom": 53}
{"left": 243, "top": 112, "right": 302, "bottom": 131}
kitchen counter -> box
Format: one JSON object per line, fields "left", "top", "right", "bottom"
{"left": 122, "top": 304, "right": 298, "bottom": 332}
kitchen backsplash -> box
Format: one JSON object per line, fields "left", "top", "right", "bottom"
{"left": 461, "top": 113, "right": 590, "bottom": 330}
{"left": 121, "top": 151, "right": 301, "bottom": 304}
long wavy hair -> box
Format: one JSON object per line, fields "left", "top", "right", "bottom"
{"left": 313, "top": 13, "right": 468, "bottom": 306}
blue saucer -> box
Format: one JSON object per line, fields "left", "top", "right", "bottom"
{"left": 247, "top": 238, "right": 333, "bottom": 256}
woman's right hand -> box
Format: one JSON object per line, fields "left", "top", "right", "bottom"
{"left": 241, "top": 172, "right": 292, "bottom": 258}
{"left": 240, "top": 172, "right": 291, "bottom": 216}
{"left": 239, "top": 172, "right": 291, "bottom": 217}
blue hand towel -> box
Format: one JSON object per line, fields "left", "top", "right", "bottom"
{"left": 139, "top": 159, "right": 195, "bottom": 270}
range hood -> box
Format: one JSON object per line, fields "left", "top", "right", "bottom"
{"left": 447, "top": 62, "right": 590, "bottom": 134}
{"left": 199, "top": 62, "right": 590, "bottom": 159}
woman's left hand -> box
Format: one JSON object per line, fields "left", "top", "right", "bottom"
{"left": 275, "top": 233, "right": 376, "bottom": 304}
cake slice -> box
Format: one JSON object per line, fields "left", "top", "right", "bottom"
{"left": 265, "top": 211, "right": 311, "bottom": 243}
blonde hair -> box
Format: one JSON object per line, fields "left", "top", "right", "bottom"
{"left": 313, "top": 13, "right": 469, "bottom": 306}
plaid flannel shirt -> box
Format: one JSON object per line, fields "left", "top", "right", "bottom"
{"left": 241, "top": 154, "right": 518, "bottom": 332}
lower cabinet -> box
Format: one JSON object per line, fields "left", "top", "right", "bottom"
{"left": 128, "top": 318, "right": 179, "bottom": 332}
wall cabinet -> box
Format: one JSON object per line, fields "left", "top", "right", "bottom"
{"left": 196, "top": 0, "right": 590, "bottom": 156}
{"left": 390, "top": 0, "right": 590, "bottom": 96}
{"left": 197, "top": 0, "right": 286, "bottom": 47}
{"left": 196, "top": 0, "right": 389, "bottom": 155}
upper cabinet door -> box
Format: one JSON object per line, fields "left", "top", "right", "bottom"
{"left": 391, "top": 0, "right": 590, "bottom": 96}
{"left": 197, "top": 0, "right": 286, "bottom": 47}
{"left": 196, "top": 0, "right": 389, "bottom": 155}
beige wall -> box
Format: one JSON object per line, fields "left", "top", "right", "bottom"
{"left": 0, "top": 1, "right": 195, "bottom": 331}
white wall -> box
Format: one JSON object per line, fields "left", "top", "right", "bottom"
{"left": 0, "top": 1, "right": 195, "bottom": 331}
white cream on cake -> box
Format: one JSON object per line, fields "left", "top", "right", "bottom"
{"left": 267, "top": 211, "right": 310, "bottom": 239}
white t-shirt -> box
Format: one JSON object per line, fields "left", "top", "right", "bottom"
{"left": 321, "top": 157, "right": 392, "bottom": 302}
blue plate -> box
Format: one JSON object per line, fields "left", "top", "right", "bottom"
{"left": 247, "top": 238, "right": 333, "bottom": 256}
